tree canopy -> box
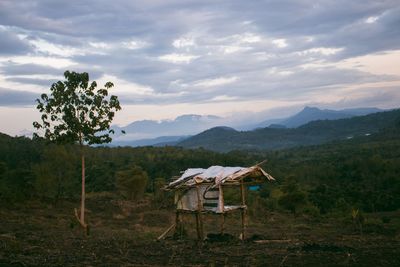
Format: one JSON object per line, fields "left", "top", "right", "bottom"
{"left": 33, "top": 70, "right": 121, "bottom": 145}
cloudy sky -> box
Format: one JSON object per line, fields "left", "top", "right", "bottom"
{"left": 1, "top": 0, "right": 400, "bottom": 135}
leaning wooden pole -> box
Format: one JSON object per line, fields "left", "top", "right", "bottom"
{"left": 240, "top": 180, "right": 246, "bottom": 240}
{"left": 157, "top": 223, "right": 176, "bottom": 240}
{"left": 195, "top": 185, "right": 204, "bottom": 240}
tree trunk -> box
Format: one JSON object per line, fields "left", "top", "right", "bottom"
{"left": 74, "top": 147, "right": 88, "bottom": 234}
{"left": 80, "top": 152, "right": 86, "bottom": 225}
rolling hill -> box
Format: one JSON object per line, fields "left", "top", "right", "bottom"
{"left": 177, "top": 109, "right": 400, "bottom": 152}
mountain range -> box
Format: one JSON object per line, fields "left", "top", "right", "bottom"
{"left": 177, "top": 109, "right": 400, "bottom": 152}
{"left": 111, "top": 106, "right": 383, "bottom": 146}
{"left": 112, "top": 114, "right": 222, "bottom": 142}
{"left": 254, "top": 106, "right": 382, "bottom": 128}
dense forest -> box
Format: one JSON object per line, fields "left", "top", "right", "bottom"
{"left": 1, "top": 115, "right": 400, "bottom": 217}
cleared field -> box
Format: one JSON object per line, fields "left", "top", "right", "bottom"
{"left": 1, "top": 196, "right": 399, "bottom": 267}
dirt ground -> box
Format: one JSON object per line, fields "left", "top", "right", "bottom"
{"left": 1, "top": 196, "right": 399, "bottom": 266}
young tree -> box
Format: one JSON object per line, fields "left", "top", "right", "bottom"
{"left": 33, "top": 70, "right": 122, "bottom": 232}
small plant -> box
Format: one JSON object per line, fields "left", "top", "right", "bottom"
{"left": 351, "top": 208, "right": 364, "bottom": 235}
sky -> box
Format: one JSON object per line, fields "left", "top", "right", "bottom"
{"left": 1, "top": 0, "right": 400, "bottom": 136}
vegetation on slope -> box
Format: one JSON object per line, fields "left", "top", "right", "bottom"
{"left": 178, "top": 109, "right": 400, "bottom": 152}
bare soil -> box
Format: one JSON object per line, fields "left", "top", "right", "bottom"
{"left": 1, "top": 196, "right": 399, "bottom": 266}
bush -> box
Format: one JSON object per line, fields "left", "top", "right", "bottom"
{"left": 115, "top": 165, "right": 148, "bottom": 201}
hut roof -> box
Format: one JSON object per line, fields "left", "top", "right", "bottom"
{"left": 166, "top": 165, "right": 274, "bottom": 190}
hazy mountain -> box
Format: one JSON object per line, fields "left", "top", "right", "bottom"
{"left": 177, "top": 109, "right": 400, "bottom": 152}
{"left": 112, "top": 114, "right": 222, "bottom": 141}
{"left": 111, "top": 135, "right": 189, "bottom": 147}
{"left": 255, "top": 107, "right": 383, "bottom": 129}
{"left": 110, "top": 107, "right": 383, "bottom": 146}
{"left": 17, "top": 129, "right": 34, "bottom": 138}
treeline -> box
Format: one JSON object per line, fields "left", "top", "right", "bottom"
{"left": 0, "top": 133, "right": 258, "bottom": 202}
{"left": 1, "top": 128, "right": 400, "bottom": 216}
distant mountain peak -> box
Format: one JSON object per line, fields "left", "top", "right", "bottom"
{"left": 281, "top": 106, "right": 382, "bottom": 128}
{"left": 112, "top": 113, "right": 223, "bottom": 142}
{"left": 303, "top": 106, "right": 319, "bottom": 111}
{"left": 175, "top": 114, "right": 221, "bottom": 122}
{"left": 212, "top": 126, "right": 237, "bottom": 131}
{"left": 176, "top": 114, "right": 202, "bottom": 121}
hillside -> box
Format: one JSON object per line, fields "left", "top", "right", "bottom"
{"left": 253, "top": 107, "right": 382, "bottom": 129}
{"left": 107, "top": 107, "right": 382, "bottom": 146}
{"left": 279, "top": 106, "right": 382, "bottom": 128}
{"left": 178, "top": 109, "right": 400, "bottom": 152}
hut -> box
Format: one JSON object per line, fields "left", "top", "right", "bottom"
{"left": 158, "top": 164, "right": 275, "bottom": 240}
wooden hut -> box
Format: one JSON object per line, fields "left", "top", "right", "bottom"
{"left": 158, "top": 164, "right": 275, "bottom": 240}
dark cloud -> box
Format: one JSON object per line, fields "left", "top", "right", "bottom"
{"left": 0, "top": 87, "right": 38, "bottom": 106}
{"left": 323, "top": 6, "right": 400, "bottom": 59}
{"left": 5, "top": 77, "right": 59, "bottom": 87}
{"left": 0, "top": 63, "right": 62, "bottom": 76}
{"left": 0, "top": 28, "right": 32, "bottom": 55}
{"left": 0, "top": 62, "right": 104, "bottom": 88}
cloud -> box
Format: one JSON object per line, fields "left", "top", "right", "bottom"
{"left": 325, "top": 86, "right": 400, "bottom": 110}
{"left": 272, "top": 39, "right": 288, "bottom": 48}
{"left": 0, "top": 27, "right": 32, "bottom": 55}
{"left": 0, "top": 87, "right": 38, "bottom": 106}
{"left": 5, "top": 77, "right": 59, "bottom": 87}
{"left": 0, "top": 0, "right": 399, "bottom": 134}
{"left": 173, "top": 36, "right": 195, "bottom": 48}
{"left": 365, "top": 16, "right": 379, "bottom": 24}
{"left": 192, "top": 76, "right": 238, "bottom": 88}
{"left": 0, "top": 62, "right": 62, "bottom": 76}
{"left": 158, "top": 53, "right": 200, "bottom": 64}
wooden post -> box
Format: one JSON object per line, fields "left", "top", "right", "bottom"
{"left": 175, "top": 210, "right": 179, "bottom": 235}
{"left": 195, "top": 186, "right": 204, "bottom": 240}
{"left": 175, "top": 210, "right": 183, "bottom": 239}
{"left": 218, "top": 184, "right": 225, "bottom": 234}
{"left": 240, "top": 180, "right": 246, "bottom": 240}
{"left": 220, "top": 213, "right": 226, "bottom": 234}
{"left": 195, "top": 212, "right": 201, "bottom": 240}
{"left": 218, "top": 184, "right": 224, "bottom": 213}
